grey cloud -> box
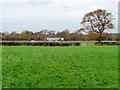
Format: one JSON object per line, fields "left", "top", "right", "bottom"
{"left": 62, "top": 5, "right": 69, "bottom": 11}
{"left": 28, "top": 0, "right": 51, "bottom": 6}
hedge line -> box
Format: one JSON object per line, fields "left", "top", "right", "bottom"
{"left": 1, "top": 41, "right": 81, "bottom": 46}
{"left": 1, "top": 41, "right": 119, "bottom": 46}
{"left": 94, "top": 41, "right": 120, "bottom": 45}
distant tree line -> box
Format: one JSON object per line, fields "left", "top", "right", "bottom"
{"left": 0, "top": 9, "right": 119, "bottom": 43}
{"left": 0, "top": 29, "right": 119, "bottom": 41}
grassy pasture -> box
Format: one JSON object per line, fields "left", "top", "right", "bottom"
{"left": 2, "top": 46, "right": 118, "bottom": 88}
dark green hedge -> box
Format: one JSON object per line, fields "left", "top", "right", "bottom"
{"left": 94, "top": 41, "right": 120, "bottom": 45}
{"left": 1, "top": 41, "right": 81, "bottom": 46}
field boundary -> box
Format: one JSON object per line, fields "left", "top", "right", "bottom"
{"left": 0, "top": 41, "right": 119, "bottom": 46}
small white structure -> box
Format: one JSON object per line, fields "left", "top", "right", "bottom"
{"left": 46, "top": 38, "right": 64, "bottom": 41}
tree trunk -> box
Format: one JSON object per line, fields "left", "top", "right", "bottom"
{"left": 98, "top": 33, "right": 102, "bottom": 46}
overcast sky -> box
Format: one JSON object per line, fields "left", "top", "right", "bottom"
{"left": 0, "top": 0, "right": 119, "bottom": 33}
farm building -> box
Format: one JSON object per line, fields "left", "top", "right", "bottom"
{"left": 45, "top": 38, "right": 64, "bottom": 41}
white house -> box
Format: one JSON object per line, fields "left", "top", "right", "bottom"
{"left": 46, "top": 38, "right": 64, "bottom": 41}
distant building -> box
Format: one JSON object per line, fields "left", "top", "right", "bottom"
{"left": 46, "top": 38, "right": 64, "bottom": 41}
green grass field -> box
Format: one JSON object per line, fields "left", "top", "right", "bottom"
{"left": 2, "top": 46, "right": 118, "bottom": 88}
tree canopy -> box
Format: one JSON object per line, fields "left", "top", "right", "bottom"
{"left": 81, "top": 9, "right": 114, "bottom": 45}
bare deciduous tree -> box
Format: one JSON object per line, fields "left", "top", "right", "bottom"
{"left": 81, "top": 9, "right": 114, "bottom": 45}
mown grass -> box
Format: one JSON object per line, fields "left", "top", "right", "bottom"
{"left": 2, "top": 46, "right": 118, "bottom": 88}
